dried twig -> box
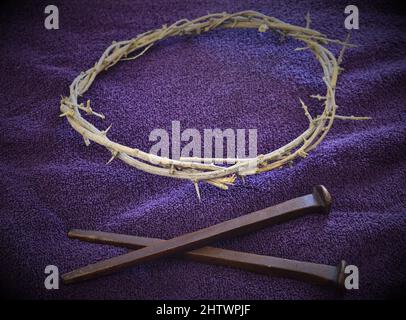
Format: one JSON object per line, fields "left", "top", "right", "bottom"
{"left": 60, "top": 10, "right": 367, "bottom": 195}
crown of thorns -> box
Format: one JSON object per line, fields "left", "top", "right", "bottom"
{"left": 60, "top": 10, "right": 368, "bottom": 199}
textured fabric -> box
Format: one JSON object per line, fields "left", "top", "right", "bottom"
{"left": 0, "top": 0, "right": 405, "bottom": 299}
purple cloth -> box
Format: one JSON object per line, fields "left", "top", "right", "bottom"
{"left": 1, "top": 0, "right": 405, "bottom": 299}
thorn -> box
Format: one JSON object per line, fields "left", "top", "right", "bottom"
{"left": 193, "top": 181, "right": 201, "bottom": 202}
{"left": 310, "top": 94, "right": 327, "bottom": 101}
{"left": 258, "top": 24, "right": 269, "bottom": 33}
{"left": 294, "top": 47, "right": 309, "bottom": 51}
{"left": 241, "top": 175, "right": 245, "bottom": 184}
{"left": 338, "top": 32, "right": 351, "bottom": 66}
{"left": 101, "top": 124, "right": 112, "bottom": 135}
{"left": 83, "top": 137, "right": 91, "bottom": 146}
{"left": 305, "top": 11, "right": 311, "bottom": 29}
{"left": 59, "top": 109, "right": 74, "bottom": 117}
{"left": 85, "top": 99, "right": 93, "bottom": 115}
{"left": 298, "top": 149, "right": 308, "bottom": 158}
{"left": 299, "top": 98, "right": 313, "bottom": 122}
{"left": 81, "top": 99, "right": 105, "bottom": 119}
{"left": 106, "top": 151, "right": 118, "bottom": 165}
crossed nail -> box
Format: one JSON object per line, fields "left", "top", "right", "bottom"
{"left": 62, "top": 185, "right": 346, "bottom": 288}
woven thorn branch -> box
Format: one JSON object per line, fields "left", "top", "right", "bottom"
{"left": 59, "top": 10, "right": 369, "bottom": 199}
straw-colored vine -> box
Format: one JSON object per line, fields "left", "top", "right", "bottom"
{"left": 60, "top": 10, "right": 369, "bottom": 199}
